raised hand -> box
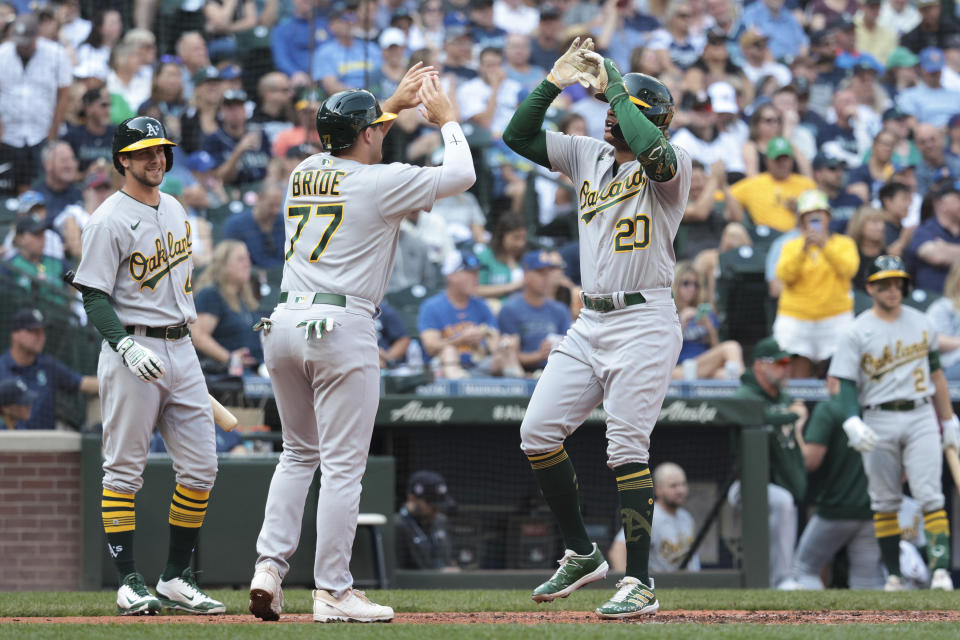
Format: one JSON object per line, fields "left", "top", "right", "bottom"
{"left": 417, "top": 74, "right": 457, "bottom": 126}
{"left": 387, "top": 61, "right": 437, "bottom": 112}
{"left": 549, "top": 37, "right": 596, "bottom": 88}
{"left": 577, "top": 50, "right": 609, "bottom": 93}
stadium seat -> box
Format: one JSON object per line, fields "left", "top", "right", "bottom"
{"left": 715, "top": 245, "right": 770, "bottom": 358}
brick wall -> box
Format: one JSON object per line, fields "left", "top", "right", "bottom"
{"left": 0, "top": 451, "right": 82, "bottom": 590}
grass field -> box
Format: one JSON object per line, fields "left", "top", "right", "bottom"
{"left": 3, "top": 589, "right": 959, "bottom": 639}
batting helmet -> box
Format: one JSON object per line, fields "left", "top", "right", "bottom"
{"left": 315, "top": 89, "right": 397, "bottom": 152}
{"left": 112, "top": 116, "right": 176, "bottom": 175}
{"left": 866, "top": 255, "right": 911, "bottom": 294}
{"left": 596, "top": 73, "right": 675, "bottom": 138}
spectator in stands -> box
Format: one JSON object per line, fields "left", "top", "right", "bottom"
{"left": 186, "top": 150, "right": 229, "bottom": 212}
{"left": 477, "top": 212, "right": 527, "bottom": 301}
{"left": 774, "top": 190, "right": 859, "bottom": 378}
{"left": 497, "top": 250, "right": 571, "bottom": 374}
{"left": 594, "top": 0, "right": 659, "bottom": 74}
{"left": 191, "top": 240, "right": 264, "bottom": 375}
{"left": 528, "top": 4, "right": 564, "bottom": 71}
{"left": 376, "top": 27, "right": 412, "bottom": 99}
{"left": 609, "top": 462, "right": 701, "bottom": 573}
{"left": 442, "top": 27, "right": 479, "bottom": 82}
{"left": 684, "top": 29, "right": 753, "bottom": 105}
{"left": 32, "top": 141, "right": 82, "bottom": 227}
{"left": 503, "top": 33, "right": 545, "bottom": 91}
{"left": 250, "top": 72, "right": 295, "bottom": 149}
{"left": 671, "top": 260, "right": 743, "bottom": 380}
{"left": 847, "top": 207, "right": 890, "bottom": 290}
{"left": 203, "top": 0, "right": 257, "bottom": 62}
{"left": 671, "top": 83, "right": 749, "bottom": 179}
{"left": 913, "top": 122, "right": 960, "bottom": 195}
{"left": 63, "top": 86, "right": 115, "bottom": 172}
{"left": 180, "top": 66, "right": 224, "bottom": 154}
{"left": 395, "top": 470, "right": 459, "bottom": 570}
{"left": 204, "top": 89, "right": 272, "bottom": 186}
{"left": 432, "top": 189, "right": 488, "bottom": 244}
{"left": 817, "top": 89, "right": 872, "bottom": 168}
{"left": 0, "top": 308, "right": 98, "bottom": 430}
{"left": 900, "top": 0, "right": 960, "bottom": 54}
{"left": 729, "top": 336, "right": 808, "bottom": 590}
{"left": 742, "top": 0, "right": 808, "bottom": 61}
{"left": 74, "top": 9, "right": 123, "bottom": 81}
{"left": 224, "top": 181, "right": 286, "bottom": 269}
{"left": 883, "top": 46, "right": 920, "bottom": 95}
{"left": 927, "top": 261, "right": 960, "bottom": 380}
{"left": 272, "top": 87, "right": 323, "bottom": 158}
{"left": 847, "top": 130, "right": 896, "bottom": 204}
{"left": 270, "top": 0, "right": 327, "bottom": 87}
{"left": 0, "top": 377, "right": 35, "bottom": 430}
{"left": 106, "top": 40, "right": 153, "bottom": 123}
{"left": 905, "top": 183, "right": 960, "bottom": 293}
{"left": 647, "top": 1, "right": 705, "bottom": 74}
{"left": 470, "top": 0, "right": 508, "bottom": 50}
{"left": 0, "top": 14, "right": 72, "bottom": 192}
{"left": 896, "top": 48, "right": 960, "bottom": 128}
{"left": 418, "top": 248, "right": 523, "bottom": 379}
{"left": 176, "top": 32, "right": 212, "bottom": 101}
{"left": 55, "top": 168, "right": 111, "bottom": 262}
{"left": 388, "top": 217, "right": 441, "bottom": 294}
{"left": 810, "top": 153, "right": 863, "bottom": 233}
{"left": 845, "top": 57, "right": 891, "bottom": 121}
{"left": 878, "top": 181, "right": 915, "bottom": 257}
{"left": 676, "top": 161, "right": 740, "bottom": 261}
{"left": 738, "top": 26, "right": 791, "bottom": 89}
{"left": 138, "top": 58, "right": 188, "bottom": 131}
{"left": 3, "top": 191, "right": 65, "bottom": 262}
{"left": 5, "top": 217, "right": 68, "bottom": 306}
{"left": 376, "top": 300, "right": 411, "bottom": 370}
{"left": 418, "top": 0, "right": 447, "bottom": 51}
{"left": 457, "top": 46, "right": 524, "bottom": 140}
{"left": 493, "top": 0, "right": 539, "bottom": 36}
{"left": 856, "top": 0, "right": 898, "bottom": 66}
{"left": 879, "top": 0, "right": 921, "bottom": 38}
{"left": 742, "top": 104, "right": 810, "bottom": 179}
{"left": 312, "top": 2, "right": 383, "bottom": 94}
{"left": 730, "top": 137, "right": 817, "bottom": 232}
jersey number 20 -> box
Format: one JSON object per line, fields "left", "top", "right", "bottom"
{"left": 285, "top": 204, "right": 344, "bottom": 262}
{"left": 614, "top": 213, "right": 651, "bottom": 252}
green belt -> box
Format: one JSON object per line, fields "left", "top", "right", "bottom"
{"left": 124, "top": 324, "right": 190, "bottom": 340}
{"left": 868, "top": 398, "right": 929, "bottom": 412}
{"left": 278, "top": 292, "right": 347, "bottom": 307}
{"left": 581, "top": 291, "right": 647, "bottom": 313}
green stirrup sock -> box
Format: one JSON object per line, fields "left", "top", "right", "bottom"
{"left": 924, "top": 510, "right": 950, "bottom": 571}
{"left": 102, "top": 488, "right": 136, "bottom": 580}
{"left": 874, "top": 511, "right": 901, "bottom": 576}
{"left": 615, "top": 462, "right": 654, "bottom": 584}
{"left": 528, "top": 447, "right": 593, "bottom": 556}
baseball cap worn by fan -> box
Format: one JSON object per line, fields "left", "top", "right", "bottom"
{"left": 0, "top": 378, "right": 38, "bottom": 408}
{"left": 408, "top": 470, "right": 456, "bottom": 511}
{"left": 812, "top": 152, "right": 845, "bottom": 171}
{"left": 796, "top": 189, "right": 830, "bottom": 216}
{"left": 379, "top": 27, "right": 406, "bottom": 49}
{"left": 222, "top": 89, "right": 247, "bottom": 104}
{"left": 754, "top": 337, "right": 791, "bottom": 362}
{"left": 522, "top": 250, "right": 564, "bottom": 271}
{"left": 707, "top": 82, "right": 737, "bottom": 114}
{"left": 767, "top": 137, "right": 793, "bottom": 159}
{"left": 919, "top": 47, "right": 945, "bottom": 73}
{"left": 15, "top": 217, "right": 45, "bottom": 236}
{"left": 886, "top": 47, "right": 919, "bottom": 70}
{"left": 192, "top": 65, "right": 220, "bottom": 85}
{"left": 11, "top": 14, "right": 38, "bottom": 46}
{"left": 11, "top": 308, "right": 46, "bottom": 332}
{"left": 16, "top": 190, "right": 45, "bottom": 216}
{"left": 442, "top": 248, "right": 481, "bottom": 277}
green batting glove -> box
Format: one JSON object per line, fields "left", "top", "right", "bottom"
{"left": 603, "top": 58, "right": 628, "bottom": 105}
{"left": 297, "top": 318, "right": 335, "bottom": 340}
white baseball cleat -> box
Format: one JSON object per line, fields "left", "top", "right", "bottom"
{"left": 116, "top": 572, "right": 160, "bottom": 615}
{"left": 930, "top": 568, "right": 954, "bottom": 591}
{"left": 249, "top": 562, "right": 284, "bottom": 621}
{"left": 312, "top": 588, "right": 394, "bottom": 623}
{"left": 156, "top": 568, "right": 226, "bottom": 614}
{"left": 883, "top": 575, "right": 905, "bottom": 592}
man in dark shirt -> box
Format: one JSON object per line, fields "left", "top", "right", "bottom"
{"left": 62, "top": 86, "right": 115, "bottom": 172}
{"left": 905, "top": 184, "right": 960, "bottom": 293}
{"left": 528, "top": 5, "right": 564, "bottom": 70}
{"left": 443, "top": 27, "right": 479, "bottom": 82}
{"left": 0, "top": 308, "right": 97, "bottom": 429}
{"left": 0, "top": 377, "right": 36, "bottom": 430}
{"left": 223, "top": 181, "right": 286, "bottom": 268}
{"left": 811, "top": 153, "right": 863, "bottom": 233}
{"left": 394, "top": 470, "right": 458, "bottom": 570}
{"left": 901, "top": 0, "right": 960, "bottom": 53}
{"left": 202, "top": 89, "right": 272, "bottom": 186}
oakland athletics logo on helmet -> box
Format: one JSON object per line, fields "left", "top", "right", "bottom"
{"left": 866, "top": 255, "right": 911, "bottom": 294}
{"left": 112, "top": 116, "right": 177, "bottom": 175}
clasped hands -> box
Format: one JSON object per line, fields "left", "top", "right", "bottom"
{"left": 549, "top": 37, "right": 612, "bottom": 94}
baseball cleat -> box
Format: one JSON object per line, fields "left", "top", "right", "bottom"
{"left": 931, "top": 568, "right": 954, "bottom": 591}
{"left": 249, "top": 562, "right": 284, "bottom": 621}
{"left": 156, "top": 568, "right": 226, "bottom": 614}
{"left": 883, "top": 575, "right": 905, "bottom": 592}
{"left": 116, "top": 572, "right": 161, "bottom": 616}
{"left": 312, "top": 588, "right": 394, "bottom": 622}
{"left": 595, "top": 576, "right": 659, "bottom": 619}
{"left": 531, "top": 543, "right": 608, "bottom": 602}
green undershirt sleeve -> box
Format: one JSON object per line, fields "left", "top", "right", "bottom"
{"left": 82, "top": 288, "right": 128, "bottom": 351}
{"left": 929, "top": 349, "right": 942, "bottom": 372}
{"left": 501, "top": 79, "right": 559, "bottom": 170}
{"left": 602, "top": 62, "right": 678, "bottom": 182}
{"left": 836, "top": 378, "right": 861, "bottom": 419}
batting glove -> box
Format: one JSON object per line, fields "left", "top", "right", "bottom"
{"left": 577, "top": 50, "right": 609, "bottom": 93}
{"left": 116, "top": 336, "right": 166, "bottom": 382}
{"left": 942, "top": 414, "right": 960, "bottom": 451}
{"left": 297, "top": 318, "right": 335, "bottom": 341}
{"left": 842, "top": 416, "right": 878, "bottom": 452}
{"left": 549, "top": 37, "right": 594, "bottom": 88}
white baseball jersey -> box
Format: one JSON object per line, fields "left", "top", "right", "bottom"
{"left": 544, "top": 131, "right": 692, "bottom": 293}
{"left": 74, "top": 191, "right": 197, "bottom": 326}
{"left": 280, "top": 153, "right": 444, "bottom": 304}
{"left": 828, "top": 307, "right": 939, "bottom": 407}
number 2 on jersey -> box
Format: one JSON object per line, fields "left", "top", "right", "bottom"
{"left": 613, "top": 213, "right": 651, "bottom": 252}
{"left": 285, "top": 204, "right": 344, "bottom": 262}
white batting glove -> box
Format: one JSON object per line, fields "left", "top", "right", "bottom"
{"left": 942, "top": 415, "right": 960, "bottom": 451}
{"left": 576, "top": 50, "right": 609, "bottom": 93}
{"left": 842, "top": 416, "right": 878, "bottom": 452}
{"left": 297, "top": 318, "right": 335, "bottom": 341}
{"left": 549, "top": 37, "right": 594, "bottom": 88}
{"left": 116, "top": 336, "right": 166, "bottom": 382}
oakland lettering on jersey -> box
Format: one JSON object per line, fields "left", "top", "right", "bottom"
{"left": 860, "top": 332, "right": 929, "bottom": 380}
{"left": 129, "top": 220, "right": 193, "bottom": 290}
{"left": 291, "top": 169, "right": 346, "bottom": 198}
{"left": 579, "top": 169, "right": 647, "bottom": 224}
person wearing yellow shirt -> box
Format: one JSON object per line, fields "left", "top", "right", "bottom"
{"left": 729, "top": 137, "right": 817, "bottom": 232}
{"left": 774, "top": 190, "right": 859, "bottom": 379}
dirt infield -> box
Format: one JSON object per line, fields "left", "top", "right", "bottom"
{"left": 4, "top": 610, "right": 960, "bottom": 624}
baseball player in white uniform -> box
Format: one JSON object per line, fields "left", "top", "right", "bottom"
{"left": 248, "top": 68, "right": 475, "bottom": 623}
{"left": 503, "top": 42, "right": 691, "bottom": 617}
{"left": 72, "top": 116, "right": 225, "bottom": 615}
{"left": 828, "top": 255, "right": 960, "bottom": 592}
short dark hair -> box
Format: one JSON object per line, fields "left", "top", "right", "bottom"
{"left": 878, "top": 181, "right": 910, "bottom": 205}
{"left": 479, "top": 46, "right": 503, "bottom": 61}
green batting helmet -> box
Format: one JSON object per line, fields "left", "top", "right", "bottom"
{"left": 315, "top": 89, "right": 397, "bottom": 152}
{"left": 866, "top": 255, "right": 911, "bottom": 294}
{"left": 596, "top": 72, "right": 675, "bottom": 138}
{"left": 112, "top": 116, "right": 176, "bottom": 175}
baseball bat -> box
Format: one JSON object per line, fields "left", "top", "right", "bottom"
{"left": 209, "top": 394, "right": 239, "bottom": 431}
{"left": 946, "top": 446, "right": 960, "bottom": 496}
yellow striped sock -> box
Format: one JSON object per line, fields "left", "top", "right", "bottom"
{"left": 617, "top": 468, "right": 653, "bottom": 492}
{"left": 102, "top": 489, "right": 135, "bottom": 533}
{"left": 527, "top": 446, "right": 569, "bottom": 471}
{"left": 924, "top": 509, "right": 950, "bottom": 536}
{"left": 168, "top": 485, "right": 210, "bottom": 529}
{"left": 873, "top": 512, "right": 900, "bottom": 538}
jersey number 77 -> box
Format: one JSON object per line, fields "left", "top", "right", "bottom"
{"left": 285, "top": 204, "right": 344, "bottom": 262}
